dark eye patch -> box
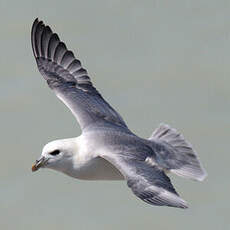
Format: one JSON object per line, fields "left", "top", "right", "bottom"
{"left": 50, "top": 150, "right": 60, "bottom": 156}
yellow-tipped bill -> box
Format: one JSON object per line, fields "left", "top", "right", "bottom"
{"left": 31, "top": 156, "right": 46, "bottom": 172}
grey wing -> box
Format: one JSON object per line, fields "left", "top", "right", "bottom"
{"left": 31, "top": 18, "right": 127, "bottom": 130}
{"left": 101, "top": 147, "right": 188, "bottom": 209}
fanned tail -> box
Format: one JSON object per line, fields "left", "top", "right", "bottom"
{"left": 149, "top": 123, "right": 207, "bottom": 181}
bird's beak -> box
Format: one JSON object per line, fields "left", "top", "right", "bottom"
{"left": 31, "top": 156, "right": 47, "bottom": 172}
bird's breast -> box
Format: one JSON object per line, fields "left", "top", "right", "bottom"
{"left": 70, "top": 156, "right": 124, "bottom": 180}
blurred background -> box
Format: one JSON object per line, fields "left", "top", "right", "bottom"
{"left": 0, "top": 0, "right": 229, "bottom": 229}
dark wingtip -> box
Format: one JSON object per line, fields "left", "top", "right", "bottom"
{"left": 32, "top": 18, "right": 41, "bottom": 33}
{"left": 34, "top": 18, "right": 39, "bottom": 23}
{"left": 31, "top": 18, "right": 46, "bottom": 58}
{"left": 31, "top": 18, "right": 40, "bottom": 57}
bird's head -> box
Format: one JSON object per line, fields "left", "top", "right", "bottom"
{"left": 32, "top": 138, "right": 78, "bottom": 173}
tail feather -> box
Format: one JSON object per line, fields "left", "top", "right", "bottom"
{"left": 149, "top": 123, "right": 207, "bottom": 181}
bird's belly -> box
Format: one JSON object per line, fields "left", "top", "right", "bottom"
{"left": 70, "top": 157, "right": 124, "bottom": 181}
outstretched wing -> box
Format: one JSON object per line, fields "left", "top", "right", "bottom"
{"left": 101, "top": 146, "right": 188, "bottom": 209}
{"left": 31, "top": 18, "right": 127, "bottom": 130}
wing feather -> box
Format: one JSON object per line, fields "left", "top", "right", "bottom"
{"left": 31, "top": 18, "right": 127, "bottom": 130}
{"left": 41, "top": 26, "right": 52, "bottom": 58}
{"left": 101, "top": 148, "right": 188, "bottom": 209}
{"left": 47, "top": 34, "right": 60, "bottom": 59}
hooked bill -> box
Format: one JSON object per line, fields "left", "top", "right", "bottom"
{"left": 31, "top": 164, "right": 38, "bottom": 172}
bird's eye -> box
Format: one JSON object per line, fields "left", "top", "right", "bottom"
{"left": 49, "top": 150, "right": 60, "bottom": 156}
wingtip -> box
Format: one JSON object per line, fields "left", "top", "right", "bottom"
{"left": 32, "top": 18, "right": 40, "bottom": 27}
{"left": 31, "top": 18, "right": 46, "bottom": 58}
{"left": 32, "top": 18, "right": 45, "bottom": 31}
{"left": 174, "top": 195, "right": 189, "bottom": 209}
{"left": 180, "top": 200, "right": 189, "bottom": 209}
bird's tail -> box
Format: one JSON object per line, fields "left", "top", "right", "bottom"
{"left": 148, "top": 123, "right": 207, "bottom": 181}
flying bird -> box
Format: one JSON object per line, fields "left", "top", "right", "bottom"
{"left": 31, "top": 18, "right": 207, "bottom": 209}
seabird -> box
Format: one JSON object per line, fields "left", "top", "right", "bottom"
{"left": 31, "top": 18, "right": 207, "bottom": 209}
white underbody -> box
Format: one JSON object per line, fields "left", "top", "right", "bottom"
{"left": 66, "top": 156, "right": 124, "bottom": 180}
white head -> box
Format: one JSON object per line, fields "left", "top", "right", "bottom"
{"left": 32, "top": 138, "right": 78, "bottom": 174}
